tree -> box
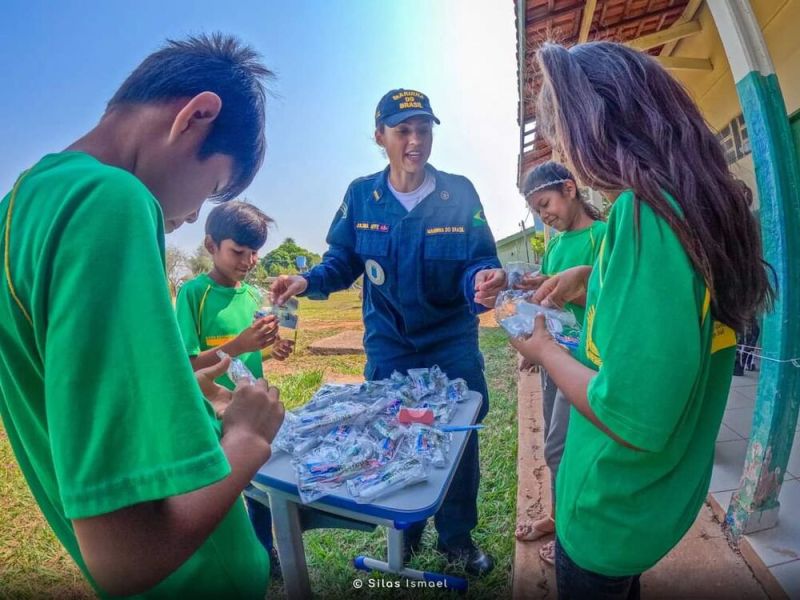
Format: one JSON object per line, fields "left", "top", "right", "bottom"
{"left": 166, "top": 245, "right": 190, "bottom": 297}
{"left": 188, "top": 243, "right": 213, "bottom": 276}
{"left": 530, "top": 232, "right": 546, "bottom": 262}
{"left": 262, "top": 238, "right": 322, "bottom": 277}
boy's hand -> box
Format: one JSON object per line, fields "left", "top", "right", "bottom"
{"left": 509, "top": 314, "right": 567, "bottom": 365}
{"left": 233, "top": 315, "right": 279, "bottom": 354}
{"left": 195, "top": 355, "right": 233, "bottom": 416}
{"left": 271, "top": 337, "right": 295, "bottom": 361}
{"left": 271, "top": 275, "right": 308, "bottom": 306}
{"left": 223, "top": 379, "right": 285, "bottom": 445}
{"left": 531, "top": 265, "right": 592, "bottom": 308}
{"left": 474, "top": 268, "right": 507, "bottom": 308}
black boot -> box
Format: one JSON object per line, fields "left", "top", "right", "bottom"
{"left": 436, "top": 539, "right": 495, "bottom": 576}
{"left": 269, "top": 547, "right": 282, "bottom": 580}
{"left": 403, "top": 529, "right": 424, "bottom": 563}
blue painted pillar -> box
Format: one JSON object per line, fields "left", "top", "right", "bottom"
{"left": 708, "top": 0, "right": 800, "bottom": 536}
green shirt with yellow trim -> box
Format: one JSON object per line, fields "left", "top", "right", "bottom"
{"left": 557, "top": 190, "right": 736, "bottom": 576}
{"left": 0, "top": 152, "right": 268, "bottom": 598}
{"left": 541, "top": 219, "right": 606, "bottom": 326}
{"left": 175, "top": 273, "right": 264, "bottom": 390}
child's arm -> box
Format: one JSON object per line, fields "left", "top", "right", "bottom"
{"left": 510, "top": 315, "right": 640, "bottom": 451}
{"left": 531, "top": 265, "right": 591, "bottom": 308}
{"left": 72, "top": 378, "right": 284, "bottom": 597}
{"left": 189, "top": 315, "right": 279, "bottom": 371}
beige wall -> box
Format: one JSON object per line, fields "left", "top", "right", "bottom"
{"left": 670, "top": 0, "right": 800, "bottom": 129}
{"left": 666, "top": 0, "right": 800, "bottom": 210}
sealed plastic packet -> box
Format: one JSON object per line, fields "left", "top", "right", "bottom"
{"left": 346, "top": 457, "right": 428, "bottom": 503}
{"left": 504, "top": 262, "right": 538, "bottom": 289}
{"left": 216, "top": 350, "right": 257, "bottom": 385}
{"left": 495, "top": 289, "right": 581, "bottom": 350}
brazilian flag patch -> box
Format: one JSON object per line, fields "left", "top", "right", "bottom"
{"left": 472, "top": 209, "right": 487, "bottom": 226}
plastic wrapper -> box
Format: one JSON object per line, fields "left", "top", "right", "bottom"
{"left": 293, "top": 401, "right": 364, "bottom": 435}
{"left": 255, "top": 297, "right": 299, "bottom": 329}
{"left": 409, "top": 424, "right": 451, "bottom": 468}
{"left": 495, "top": 289, "right": 581, "bottom": 350}
{"left": 446, "top": 379, "right": 469, "bottom": 403}
{"left": 216, "top": 351, "right": 256, "bottom": 385}
{"left": 505, "top": 262, "right": 538, "bottom": 289}
{"left": 296, "top": 436, "right": 380, "bottom": 503}
{"left": 346, "top": 457, "right": 428, "bottom": 503}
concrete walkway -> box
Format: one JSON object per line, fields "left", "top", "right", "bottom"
{"left": 307, "top": 329, "right": 365, "bottom": 355}
{"left": 513, "top": 365, "right": 770, "bottom": 599}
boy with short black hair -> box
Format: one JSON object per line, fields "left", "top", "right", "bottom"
{"left": 176, "top": 201, "right": 294, "bottom": 574}
{"left": 177, "top": 200, "right": 293, "bottom": 401}
{"left": 0, "top": 33, "right": 284, "bottom": 598}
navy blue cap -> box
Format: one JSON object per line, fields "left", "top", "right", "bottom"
{"left": 375, "top": 89, "right": 440, "bottom": 127}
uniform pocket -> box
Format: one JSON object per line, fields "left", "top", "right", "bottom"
{"left": 355, "top": 232, "right": 390, "bottom": 257}
{"left": 423, "top": 234, "right": 467, "bottom": 260}
{"left": 422, "top": 234, "right": 467, "bottom": 305}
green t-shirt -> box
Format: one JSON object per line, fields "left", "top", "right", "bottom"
{"left": 557, "top": 190, "right": 737, "bottom": 576}
{"left": 541, "top": 219, "right": 606, "bottom": 325}
{"left": 0, "top": 152, "right": 268, "bottom": 598}
{"left": 175, "top": 273, "right": 264, "bottom": 390}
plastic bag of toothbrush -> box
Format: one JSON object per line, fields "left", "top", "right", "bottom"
{"left": 504, "top": 262, "right": 539, "bottom": 289}
{"left": 295, "top": 437, "right": 379, "bottom": 503}
{"left": 495, "top": 289, "right": 581, "bottom": 350}
{"left": 253, "top": 286, "right": 299, "bottom": 329}
{"left": 407, "top": 424, "right": 451, "bottom": 468}
{"left": 346, "top": 457, "right": 428, "bottom": 503}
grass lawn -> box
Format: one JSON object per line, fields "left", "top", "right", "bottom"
{"left": 0, "top": 290, "right": 519, "bottom": 598}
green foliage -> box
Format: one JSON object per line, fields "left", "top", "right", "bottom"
{"left": 530, "top": 232, "right": 546, "bottom": 261}
{"left": 262, "top": 238, "right": 322, "bottom": 276}
{"left": 188, "top": 243, "right": 213, "bottom": 276}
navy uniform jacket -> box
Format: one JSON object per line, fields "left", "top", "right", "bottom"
{"left": 302, "top": 165, "right": 501, "bottom": 375}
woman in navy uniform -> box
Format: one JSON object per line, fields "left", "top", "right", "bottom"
{"left": 271, "top": 89, "right": 505, "bottom": 575}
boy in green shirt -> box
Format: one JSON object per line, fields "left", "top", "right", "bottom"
{"left": 0, "top": 34, "right": 285, "bottom": 598}
{"left": 176, "top": 201, "right": 293, "bottom": 402}
{"left": 176, "top": 200, "right": 294, "bottom": 573}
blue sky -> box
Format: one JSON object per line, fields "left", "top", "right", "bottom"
{"left": 0, "top": 0, "right": 526, "bottom": 256}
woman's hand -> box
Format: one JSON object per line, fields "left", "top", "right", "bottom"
{"left": 508, "top": 314, "right": 568, "bottom": 366}
{"left": 474, "top": 268, "right": 507, "bottom": 308}
{"left": 270, "top": 275, "right": 308, "bottom": 307}
{"left": 531, "top": 265, "right": 592, "bottom": 308}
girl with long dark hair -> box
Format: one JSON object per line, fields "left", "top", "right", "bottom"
{"left": 512, "top": 41, "right": 772, "bottom": 599}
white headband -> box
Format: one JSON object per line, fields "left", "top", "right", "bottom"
{"left": 524, "top": 178, "right": 572, "bottom": 197}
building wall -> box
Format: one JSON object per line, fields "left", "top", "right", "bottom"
{"left": 496, "top": 236, "right": 536, "bottom": 266}
{"left": 668, "top": 0, "right": 800, "bottom": 209}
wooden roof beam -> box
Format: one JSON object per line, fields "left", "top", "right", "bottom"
{"left": 628, "top": 20, "right": 701, "bottom": 51}
{"left": 661, "top": 0, "right": 705, "bottom": 56}
{"left": 578, "top": 0, "right": 598, "bottom": 43}
{"left": 656, "top": 55, "right": 713, "bottom": 70}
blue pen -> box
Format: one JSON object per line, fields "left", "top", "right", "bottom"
{"left": 439, "top": 425, "right": 485, "bottom": 432}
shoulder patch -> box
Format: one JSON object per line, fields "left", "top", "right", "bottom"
{"left": 472, "top": 209, "right": 487, "bottom": 227}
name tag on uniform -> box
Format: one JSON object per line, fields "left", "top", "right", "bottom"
{"left": 425, "top": 226, "right": 465, "bottom": 235}
{"left": 356, "top": 222, "right": 389, "bottom": 232}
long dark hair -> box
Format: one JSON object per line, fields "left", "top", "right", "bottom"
{"left": 523, "top": 161, "right": 604, "bottom": 221}
{"left": 535, "top": 41, "right": 773, "bottom": 331}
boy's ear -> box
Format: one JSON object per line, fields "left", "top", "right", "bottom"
{"left": 204, "top": 234, "right": 217, "bottom": 255}
{"left": 168, "top": 92, "right": 223, "bottom": 151}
